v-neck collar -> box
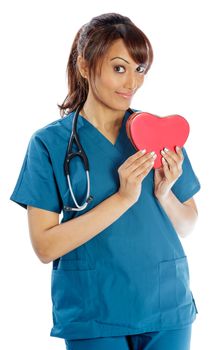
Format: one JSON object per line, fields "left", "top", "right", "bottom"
{"left": 64, "top": 108, "right": 139, "bottom": 163}
{"left": 76, "top": 109, "right": 134, "bottom": 160}
{"left": 78, "top": 109, "right": 130, "bottom": 145}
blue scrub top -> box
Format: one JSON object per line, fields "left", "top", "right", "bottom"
{"left": 10, "top": 108, "right": 201, "bottom": 340}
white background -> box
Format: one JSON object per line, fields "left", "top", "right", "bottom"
{"left": 1, "top": 0, "right": 216, "bottom": 349}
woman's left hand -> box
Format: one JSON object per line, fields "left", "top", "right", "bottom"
{"left": 154, "top": 146, "right": 184, "bottom": 199}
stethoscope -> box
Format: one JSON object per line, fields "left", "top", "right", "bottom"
{"left": 63, "top": 101, "right": 134, "bottom": 211}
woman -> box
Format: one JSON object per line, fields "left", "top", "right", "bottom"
{"left": 10, "top": 12, "right": 201, "bottom": 350}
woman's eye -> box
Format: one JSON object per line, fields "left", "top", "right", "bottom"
{"left": 113, "top": 65, "right": 145, "bottom": 74}
{"left": 114, "top": 65, "right": 125, "bottom": 73}
{"left": 137, "top": 66, "right": 146, "bottom": 73}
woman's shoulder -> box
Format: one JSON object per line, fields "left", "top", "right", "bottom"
{"left": 29, "top": 112, "right": 73, "bottom": 145}
{"left": 131, "top": 107, "right": 141, "bottom": 113}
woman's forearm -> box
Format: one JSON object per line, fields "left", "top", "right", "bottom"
{"left": 42, "top": 193, "right": 132, "bottom": 263}
{"left": 155, "top": 190, "right": 198, "bottom": 238}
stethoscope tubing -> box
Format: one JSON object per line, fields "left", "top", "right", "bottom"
{"left": 64, "top": 102, "right": 93, "bottom": 211}
{"left": 63, "top": 102, "right": 133, "bottom": 212}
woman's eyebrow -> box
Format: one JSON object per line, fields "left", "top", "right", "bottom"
{"left": 110, "top": 57, "right": 146, "bottom": 67}
{"left": 110, "top": 57, "right": 130, "bottom": 64}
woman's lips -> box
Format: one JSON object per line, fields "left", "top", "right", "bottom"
{"left": 116, "top": 92, "right": 134, "bottom": 99}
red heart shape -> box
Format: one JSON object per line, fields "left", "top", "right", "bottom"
{"left": 126, "top": 112, "right": 190, "bottom": 168}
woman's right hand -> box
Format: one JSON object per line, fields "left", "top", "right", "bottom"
{"left": 117, "top": 149, "right": 157, "bottom": 206}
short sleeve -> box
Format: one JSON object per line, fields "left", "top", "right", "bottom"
{"left": 10, "top": 132, "right": 62, "bottom": 213}
{"left": 171, "top": 146, "right": 201, "bottom": 203}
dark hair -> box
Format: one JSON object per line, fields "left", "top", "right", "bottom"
{"left": 57, "top": 13, "right": 153, "bottom": 117}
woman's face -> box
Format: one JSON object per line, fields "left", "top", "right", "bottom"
{"left": 86, "top": 39, "right": 146, "bottom": 111}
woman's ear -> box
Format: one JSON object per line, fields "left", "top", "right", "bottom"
{"left": 77, "top": 55, "right": 89, "bottom": 79}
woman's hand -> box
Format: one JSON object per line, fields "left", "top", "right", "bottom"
{"left": 154, "top": 146, "right": 184, "bottom": 200}
{"left": 117, "top": 149, "right": 156, "bottom": 206}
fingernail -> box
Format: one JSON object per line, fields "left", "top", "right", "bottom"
{"left": 164, "top": 147, "right": 169, "bottom": 152}
{"left": 141, "top": 149, "right": 146, "bottom": 154}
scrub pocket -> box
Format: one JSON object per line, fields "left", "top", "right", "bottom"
{"left": 159, "top": 256, "right": 193, "bottom": 311}
{"left": 51, "top": 259, "right": 98, "bottom": 322}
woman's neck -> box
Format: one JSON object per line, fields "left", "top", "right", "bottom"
{"left": 80, "top": 99, "right": 125, "bottom": 132}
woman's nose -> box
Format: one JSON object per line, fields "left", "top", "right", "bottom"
{"left": 124, "top": 72, "right": 137, "bottom": 90}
